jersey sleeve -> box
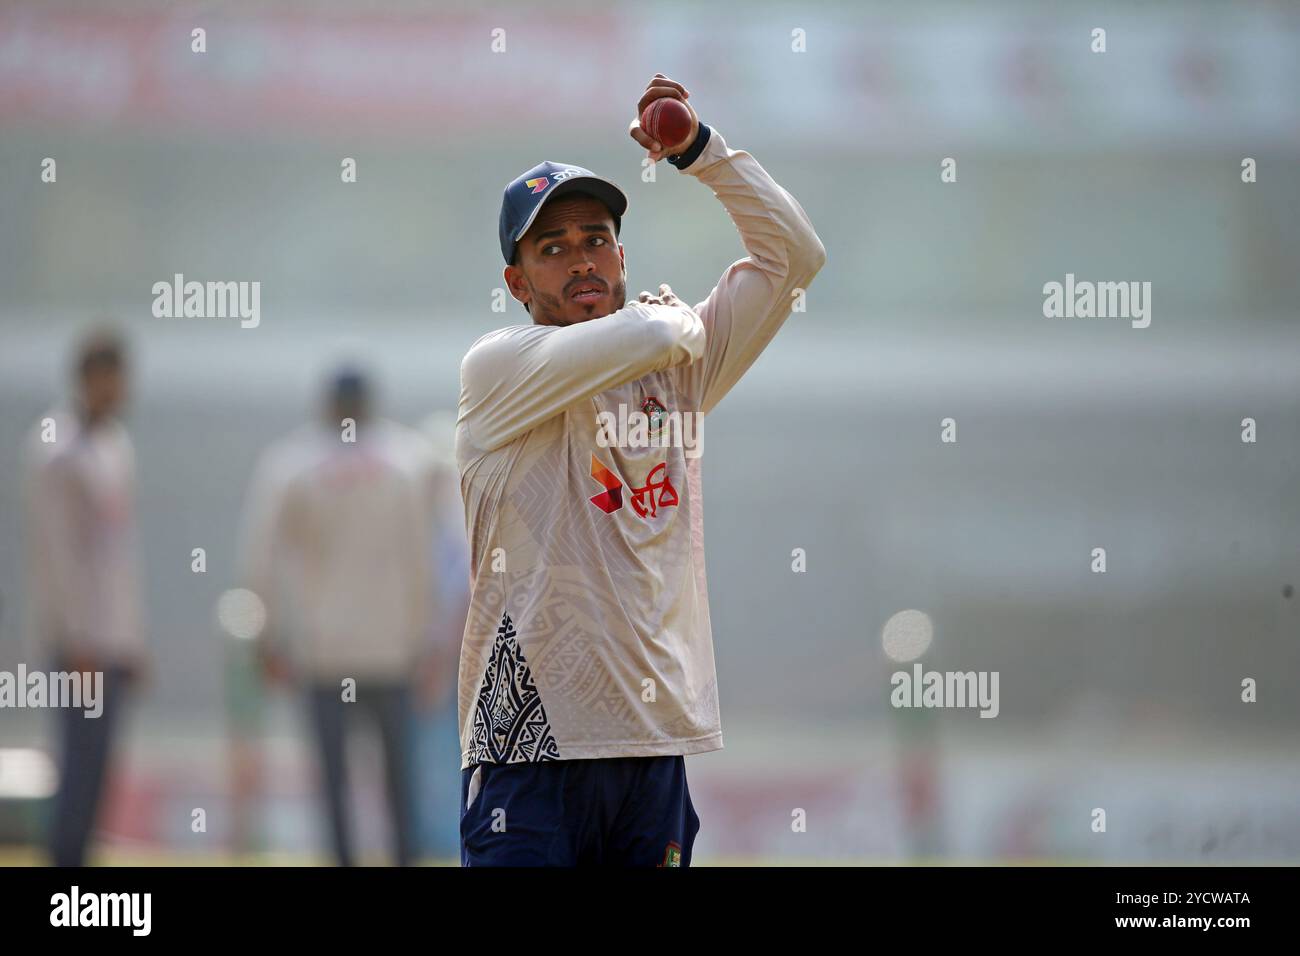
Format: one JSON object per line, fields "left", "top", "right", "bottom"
{"left": 675, "top": 126, "right": 827, "bottom": 415}
{"left": 458, "top": 301, "right": 705, "bottom": 455}
{"left": 236, "top": 445, "right": 296, "bottom": 626}
{"left": 23, "top": 446, "right": 93, "bottom": 648}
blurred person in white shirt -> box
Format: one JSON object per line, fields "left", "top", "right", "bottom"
{"left": 237, "top": 367, "right": 437, "bottom": 866}
{"left": 23, "top": 327, "right": 149, "bottom": 867}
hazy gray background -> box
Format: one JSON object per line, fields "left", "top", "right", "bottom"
{"left": 0, "top": 0, "right": 1297, "bottom": 863}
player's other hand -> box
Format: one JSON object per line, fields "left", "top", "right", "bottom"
{"left": 638, "top": 284, "right": 687, "bottom": 309}
{"left": 413, "top": 652, "right": 451, "bottom": 711}
{"left": 120, "top": 650, "right": 153, "bottom": 690}
{"left": 256, "top": 641, "right": 295, "bottom": 687}
{"left": 628, "top": 73, "right": 699, "bottom": 163}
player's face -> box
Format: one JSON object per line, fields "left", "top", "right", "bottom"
{"left": 81, "top": 364, "right": 126, "bottom": 421}
{"left": 506, "top": 195, "right": 626, "bottom": 327}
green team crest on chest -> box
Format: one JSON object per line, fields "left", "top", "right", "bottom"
{"left": 592, "top": 394, "right": 703, "bottom": 460}
{"left": 641, "top": 395, "right": 667, "bottom": 434}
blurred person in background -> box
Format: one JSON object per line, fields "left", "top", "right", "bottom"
{"left": 237, "top": 367, "right": 437, "bottom": 866}
{"left": 22, "top": 327, "right": 149, "bottom": 867}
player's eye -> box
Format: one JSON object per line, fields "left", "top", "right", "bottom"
{"left": 542, "top": 237, "right": 606, "bottom": 255}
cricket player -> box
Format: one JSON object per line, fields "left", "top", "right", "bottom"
{"left": 456, "top": 74, "right": 825, "bottom": 866}
{"left": 238, "top": 368, "right": 436, "bottom": 866}
{"left": 23, "top": 328, "right": 148, "bottom": 866}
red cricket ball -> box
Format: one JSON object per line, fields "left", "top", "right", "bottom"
{"left": 640, "top": 97, "right": 694, "bottom": 153}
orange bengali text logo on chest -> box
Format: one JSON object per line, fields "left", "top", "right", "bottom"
{"left": 588, "top": 453, "right": 678, "bottom": 518}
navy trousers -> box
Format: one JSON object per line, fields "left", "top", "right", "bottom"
{"left": 48, "top": 662, "right": 133, "bottom": 867}
{"left": 460, "top": 755, "right": 700, "bottom": 867}
{"left": 308, "top": 680, "right": 414, "bottom": 866}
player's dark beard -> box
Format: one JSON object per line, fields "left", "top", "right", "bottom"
{"left": 532, "top": 277, "right": 626, "bottom": 327}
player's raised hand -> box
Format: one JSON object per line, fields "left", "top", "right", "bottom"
{"left": 638, "top": 283, "right": 687, "bottom": 309}
{"left": 629, "top": 73, "right": 699, "bottom": 163}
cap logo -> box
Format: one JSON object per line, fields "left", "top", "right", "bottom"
{"left": 552, "top": 167, "right": 582, "bottom": 182}
{"left": 525, "top": 177, "right": 550, "bottom": 194}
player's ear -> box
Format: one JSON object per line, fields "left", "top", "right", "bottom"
{"left": 503, "top": 264, "right": 530, "bottom": 309}
{"left": 618, "top": 243, "right": 626, "bottom": 270}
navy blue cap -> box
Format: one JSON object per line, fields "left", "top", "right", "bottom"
{"left": 499, "top": 162, "right": 628, "bottom": 264}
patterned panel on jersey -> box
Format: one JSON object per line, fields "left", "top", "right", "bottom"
{"left": 467, "top": 611, "right": 561, "bottom": 764}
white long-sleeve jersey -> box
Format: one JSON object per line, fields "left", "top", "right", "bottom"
{"left": 238, "top": 419, "right": 436, "bottom": 680}
{"left": 23, "top": 409, "right": 144, "bottom": 664}
{"left": 455, "top": 127, "right": 826, "bottom": 768}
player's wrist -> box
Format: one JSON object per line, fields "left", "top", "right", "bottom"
{"left": 668, "top": 123, "right": 711, "bottom": 170}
